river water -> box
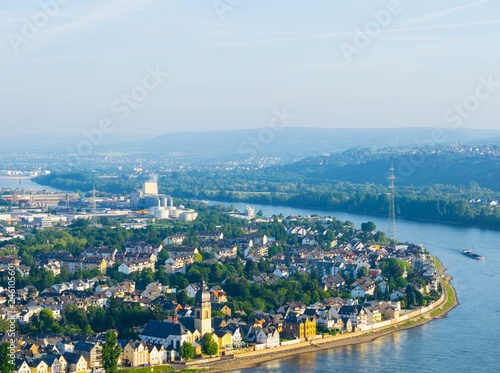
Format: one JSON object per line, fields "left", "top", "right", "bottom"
{"left": 0, "top": 177, "right": 60, "bottom": 192}
{"left": 207, "top": 201, "right": 500, "bottom": 373}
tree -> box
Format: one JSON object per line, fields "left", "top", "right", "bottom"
{"left": 201, "top": 333, "right": 219, "bottom": 357}
{"left": 395, "top": 276, "right": 408, "bottom": 289}
{"left": 176, "top": 289, "right": 189, "bottom": 305}
{"left": 357, "top": 266, "right": 369, "bottom": 278}
{"left": 63, "top": 304, "right": 91, "bottom": 332}
{"left": 406, "top": 285, "right": 415, "bottom": 308}
{"left": 139, "top": 268, "right": 155, "bottom": 289}
{"left": 151, "top": 302, "right": 167, "bottom": 321}
{"left": 180, "top": 341, "right": 195, "bottom": 361}
{"left": 32, "top": 309, "right": 56, "bottom": 332}
{"left": 361, "top": 221, "right": 376, "bottom": 232}
{"left": 194, "top": 252, "right": 203, "bottom": 262}
{"left": 380, "top": 258, "right": 405, "bottom": 278}
{"left": 373, "top": 231, "right": 388, "bottom": 244}
{"left": 268, "top": 245, "right": 281, "bottom": 258}
{"left": 0, "top": 342, "right": 15, "bottom": 373}
{"left": 101, "top": 331, "right": 121, "bottom": 373}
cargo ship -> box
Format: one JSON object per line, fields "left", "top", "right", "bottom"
{"left": 461, "top": 249, "right": 485, "bottom": 260}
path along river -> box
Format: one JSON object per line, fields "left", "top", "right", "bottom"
{"left": 206, "top": 201, "right": 500, "bottom": 373}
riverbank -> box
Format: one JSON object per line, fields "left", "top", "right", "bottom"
{"left": 0, "top": 176, "right": 33, "bottom": 179}
{"left": 202, "top": 197, "right": 500, "bottom": 231}
{"left": 0, "top": 177, "right": 62, "bottom": 192}
{"left": 196, "top": 262, "right": 458, "bottom": 373}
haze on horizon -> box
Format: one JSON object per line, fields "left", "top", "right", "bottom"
{"left": 1, "top": 0, "right": 500, "bottom": 138}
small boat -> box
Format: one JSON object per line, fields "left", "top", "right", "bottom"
{"left": 461, "top": 249, "right": 485, "bottom": 261}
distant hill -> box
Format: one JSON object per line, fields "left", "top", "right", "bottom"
{"left": 3, "top": 127, "right": 500, "bottom": 158}
{"left": 136, "top": 127, "right": 500, "bottom": 159}
{"left": 275, "top": 147, "right": 500, "bottom": 191}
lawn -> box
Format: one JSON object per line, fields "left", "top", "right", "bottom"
{"left": 120, "top": 366, "right": 201, "bottom": 373}
{"left": 120, "top": 366, "right": 173, "bottom": 373}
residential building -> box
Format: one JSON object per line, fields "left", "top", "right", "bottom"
{"left": 254, "top": 327, "right": 280, "bottom": 349}
{"left": 74, "top": 341, "right": 102, "bottom": 370}
{"left": 281, "top": 314, "right": 317, "bottom": 340}
{"left": 122, "top": 341, "right": 150, "bottom": 367}
{"left": 63, "top": 353, "right": 88, "bottom": 373}
{"left": 213, "top": 330, "right": 233, "bottom": 352}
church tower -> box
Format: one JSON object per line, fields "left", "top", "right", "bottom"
{"left": 194, "top": 280, "right": 212, "bottom": 335}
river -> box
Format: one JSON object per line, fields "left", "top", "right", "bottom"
{"left": 207, "top": 201, "right": 500, "bottom": 373}
{"left": 0, "top": 177, "right": 60, "bottom": 192}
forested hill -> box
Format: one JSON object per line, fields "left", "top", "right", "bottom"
{"left": 275, "top": 147, "right": 500, "bottom": 191}
{"left": 32, "top": 145, "right": 500, "bottom": 229}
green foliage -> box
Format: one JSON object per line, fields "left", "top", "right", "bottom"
{"left": 150, "top": 302, "right": 168, "bottom": 321}
{"left": 268, "top": 245, "right": 282, "bottom": 258}
{"left": 35, "top": 148, "right": 500, "bottom": 230}
{"left": 180, "top": 341, "right": 195, "bottom": 361}
{"left": 176, "top": 289, "right": 189, "bottom": 306}
{"left": 373, "top": 231, "right": 388, "bottom": 244}
{"left": 201, "top": 333, "right": 218, "bottom": 357}
{"left": 361, "top": 221, "right": 376, "bottom": 232}
{"left": 380, "top": 258, "right": 413, "bottom": 279}
{"left": 31, "top": 309, "right": 57, "bottom": 332}
{"left": 358, "top": 266, "right": 369, "bottom": 278}
{"left": 394, "top": 275, "right": 407, "bottom": 287}
{"left": 102, "top": 331, "right": 121, "bottom": 373}
{"left": 63, "top": 304, "right": 91, "bottom": 333}
{"left": 317, "top": 325, "right": 339, "bottom": 336}
{"left": 0, "top": 342, "right": 15, "bottom": 373}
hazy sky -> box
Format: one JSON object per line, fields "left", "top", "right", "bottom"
{"left": 1, "top": 0, "right": 500, "bottom": 138}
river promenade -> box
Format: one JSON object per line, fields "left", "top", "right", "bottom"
{"left": 190, "top": 259, "right": 458, "bottom": 373}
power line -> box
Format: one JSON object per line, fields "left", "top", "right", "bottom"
{"left": 388, "top": 165, "right": 397, "bottom": 244}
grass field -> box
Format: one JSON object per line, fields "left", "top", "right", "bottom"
{"left": 120, "top": 367, "right": 173, "bottom": 373}
{"left": 120, "top": 366, "right": 201, "bottom": 373}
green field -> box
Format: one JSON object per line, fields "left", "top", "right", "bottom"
{"left": 119, "top": 366, "right": 201, "bottom": 373}
{"left": 120, "top": 367, "right": 173, "bottom": 373}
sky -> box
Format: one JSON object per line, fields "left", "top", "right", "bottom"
{"left": 1, "top": 0, "right": 500, "bottom": 138}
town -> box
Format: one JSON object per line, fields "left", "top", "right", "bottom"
{"left": 0, "top": 182, "right": 450, "bottom": 373}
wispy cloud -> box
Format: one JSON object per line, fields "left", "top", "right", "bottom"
{"left": 390, "top": 19, "right": 500, "bottom": 33}
{"left": 0, "top": 0, "right": 153, "bottom": 70}
{"left": 396, "top": 0, "right": 490, "bottom": 27}
{"left": 39, "top": 0, "right": 151, "bottom": 45}
{"left": 13, "top": 17, "right": 500, "bottom": 66}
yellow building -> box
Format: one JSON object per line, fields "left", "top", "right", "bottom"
{"left": 282, "top": 315, "right": 317, "bottom": 340}
{"left": 16, "top": 360, "right": 31, "bottom": 373}
{"left": 28, "top": 359, "right": 49, "bottom": 373}
{"left": 213, "top": 330, "right": 233, "bottom": 351}
{"left": 122, "top": 341, "right": 150, "bottom": 367}
{"left": 21, "top": 342, "right": 39, "bottom": 355}
{"left": 82, "top": 257, "right": 107, "bottom": 274}
{"left": 64, "top": 353, "right": 88, "bottom": 373}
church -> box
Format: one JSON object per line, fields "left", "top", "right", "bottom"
{"left": 140, "top": 281, "right": 213, "bottom": 356}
